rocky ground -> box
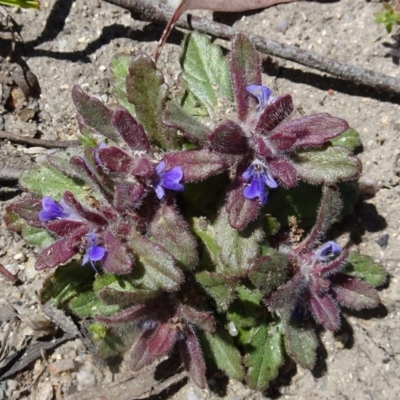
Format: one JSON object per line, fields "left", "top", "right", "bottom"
{"left": 0, "top": 0, "right": 399, "bottom": 399}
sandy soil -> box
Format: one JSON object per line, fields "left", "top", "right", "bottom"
{"left": 0, "top": 0, "right": 399, "bottom": 399}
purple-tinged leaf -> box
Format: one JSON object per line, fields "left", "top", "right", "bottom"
{"left": 292, "top": 146, "right": 362, "bottom": 185}
{"left": 44, "top": 220, "right": 85, "bottom": 237}
{"left": 71, "top": 86, "right": 119, "bottom": 142}
{"left": 255, "top": 94, "right": 293, "bottom": 133}
{"left": 178, "top": 326, "right": 207, "bottom": 389}
{"left": 5, "top": 196, "right": 43, "bottom": 229}
{"left": 309, "top": 292, "right": 341, "bottom": 331}
{"left": 208, "top": 120, "right": 249, "bottom": 154}
{"left": 97, "top": 146, "right": 134, "bottom": 173}
{"left": 163, "top": 101, "right": 210, "bottom": 145}
{"left": 273, "top": 113, "right": 349, "bottom": 151}
{"left": 163, "top": 149, "right": 225, "bottom": 182}
{"left": 114, "top": 182, "right": 146, "bottom": 212}
{"left": 95, "top": 304, "right": 146, "bottom": 325}
{"left": 268, "top": 157, "right": 297, "bottom": 188}
{"left": 331, "top": 274, "right": 380, "bottom": 310}
{"left": 147, "top": 323, "right": 177, "bottom": 356}
{"left": 149, "top": 202, "right": 198, "bottom": 270}
{"left": 35, "top": 238, "right": 78, "bottom": 270}
{"left": 131, "top": 157, "right": 152, "bottom": 178}
{"left": 178, "top": 305, "right": 215, "bottom": 332}
{"left": 70, "top": 156, "right": 113, "bottom": 200}
{"left": 130, "top": 330, "right": 157, "bottom": 371}
{"left": 62, "top": 191, "right": 109, "bottom": 226}
{"left": 230, "top": 33, "right": 261, "bottom": 121}
{"left": 226, "top": 185, "right": 260, "bottom": 230}
{"left": 112, "top": 109, "right": 150, "bottom": 152}
{"left": 313, "top": 248, "right": 349, "bottom": 276}
{"left": 102, "top": 230, "right": 133, "bottom": 274}
{"left": 126, "top": 54, "right": 178, "bottom": 150}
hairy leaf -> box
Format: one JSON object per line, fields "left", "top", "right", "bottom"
{"left": 150, "top": 202, "right": 198, "bottom": 270}
{"left": 245, "top": 324, "right": 283, "bottom": 391}
{"left": 230, "top": 33, "right": 261, "bottom": 121}
{"left": 126, "top": 54, "right": 177, "bottom": 149}
{"left": 181, "top": 32, "right": 232, "bottom": 116}
{"left": 109, "top": 53, "right": 136, "bottom": 116}
{"left": 330, "top": 128, "right": 362, "bottom": 152}
{"left": 344, "top": 252, "right": 387, "bottom": 287}
{"left": 70, "top": 291, "right": 120, "bottom": 318}
{"left": 200, "top": 328, "right": 244, "bottom": 381}
{"left": 292, "top": 146, "right": 362, "bottom": 184}
{"left": 22, "top": 227, "right": 55, "bottom": 248}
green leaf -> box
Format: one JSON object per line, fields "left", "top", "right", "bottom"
{"left": 130, "top": 235, "right": 184, "bottom": 292}
{"left": 22, "top": 227, "right": 55, "bottom": 248}
{"left": 200, "top": 328, "right": 244, "bottom": 381}
{"left": 181, "top": 32, "right": 233, "bottom": 116}
{"left": 70, "top": 291, "right": 120, "bottom": 318}
{"left": 227, "top": 285, "right": 262, "bottom": 328}
{"left": 214, "top": 208, "right": 263, "bottom": 274}
{"left": 292, "top": 145, "right": 362, "bottom": 185}
{"left": 20, "top": 165, "right": 88, "bottom": 202}
{"left": 283, "top": 320, "right": 318, "bottom": 369}
{"left": 330, "top": 128, "right": 362, "bottom": 152}
{"left": 126, "top": 54, "right": 177, "bottom": 150}
{"left": 192, "top": 217, "right": 220, "bottom": 267}
{"left": 248, "top": 249, "right": 288, "bottom": 296}
{"left": 164, "top": 100, "right": 210, "bottom": 144}
{"left": 109, "top": 54, "right": 136, "bottom": 116}
{"left": 344, "top": 252, "right": 387, "bottom": 287}
{"left": 245, "top": 324, "right": 284, "bottom": 391}
{"left": 93, "top": 324, "right": 135, "bottom": 358}
{"left": 40, "top": 261, "right": 95, "bottom": 307}
{"left": 196, "top": 271, "right": 237, "bottom": 310}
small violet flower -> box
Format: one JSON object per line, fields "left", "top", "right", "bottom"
{"left": 242, "top": 160, "right": 278, "bottom": 206}
{"left": 246, "top": 85, "right": 274, "bottom": 110}
{"left": 314, "top": 241, "right": 342, "bottom": 262}
{"left": 82, "top": 232, "right": 106, "bottom": 272}
{"left": 154, "top": 161, "right": 184, "bottom": 200}
{"left": 39, "top": 197, "right": 70, "bottom": 222}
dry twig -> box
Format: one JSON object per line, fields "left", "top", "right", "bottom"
{"left": 104, "top": 0, "right": 400, "bottom": 95}
{"left": 0, "top": 130, "right": 80, "bottom": 148}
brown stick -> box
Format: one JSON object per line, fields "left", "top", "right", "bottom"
{"left": 0, "top": 130, "right": 80, "bottom": 148}
{"left": 0, "top": 264, "right": 21, "bottom": 285}
{"left": 105, "top": 0, "right": 400, "bottom": 95}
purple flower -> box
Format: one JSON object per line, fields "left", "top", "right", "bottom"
{"left": 39, "top": 197, "right": 70, "bottom": 222}
{"left": 154, "top": 161, "right": 184, "bottom": 200}
{"left": 242, "top": 160, "right": 278, "bottom": 205}
{"left": 314, "top": 241, "right": 342, "bottom": 261}
{"left": 82, "top": 232, "right": 106, "bottom": 272}
{"left": 246, "top": 85, "right": 273, "bottom": 110}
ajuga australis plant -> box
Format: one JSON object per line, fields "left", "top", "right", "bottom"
{"left": 4, "top": 33, "right": 387, "bottom": 391}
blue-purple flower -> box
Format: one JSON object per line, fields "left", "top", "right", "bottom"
{"left": 154, "top": 161, "right": 184, "bottom": 200}
{"left": 39, "top": 197, "right": 70, "bottom": 222}
{"left": 246, "top": 85, "right": 273, "bottom": 110}
{"left": 82, "top": 232, "right": 106, "bottom": 272}
{"left": 314, "top": 241, "right": 342, "bottom": 262}
{"left": 242, "top": 160, "right": 278, "bottom": 205}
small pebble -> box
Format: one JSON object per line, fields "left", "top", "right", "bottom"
{"left": 358, "top": 176, "right": 378, "bottom": 197}
{"left": 48, "top": 358, "right": 75, "bottom": 374}
{"left": 376, "top": 234, "right": 389, "bottom": 248}
{"left": 76, "top": 370, "right": 96, "bottom": 387}
{"left": 13, "top": 252, "right": 26, "bottom": 262}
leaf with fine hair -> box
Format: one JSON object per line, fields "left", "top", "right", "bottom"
{"left": 245, "top": 324, "right": 283, "bottom": 391}
{"left": 229, "top": 33, "right": 261, "bottom": 121}
{"left": 70, "top": 291, "right": 120, "bottom": 318}
{"left": 344, "top": 252, "right": 387, "bottom": 287}
{"left": 200, "top": 327, "right": 244, "bottom": 381}
{"left": 126, "top": 53, "right": 177, "bottom": 150}
{"left": 214, "top": 208, "right": 263, "bottom": 274}
{"left": 292, "top": 145, "right": 362, "bottom": 185}
{"left": 330, "top": 128, "right": 362, "bottom": 152}
{"left": 109, "top": 53, "right": 136, "bottom": 116}
{"left": 181, "top": 31, "right": 233, "bottom": 116}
